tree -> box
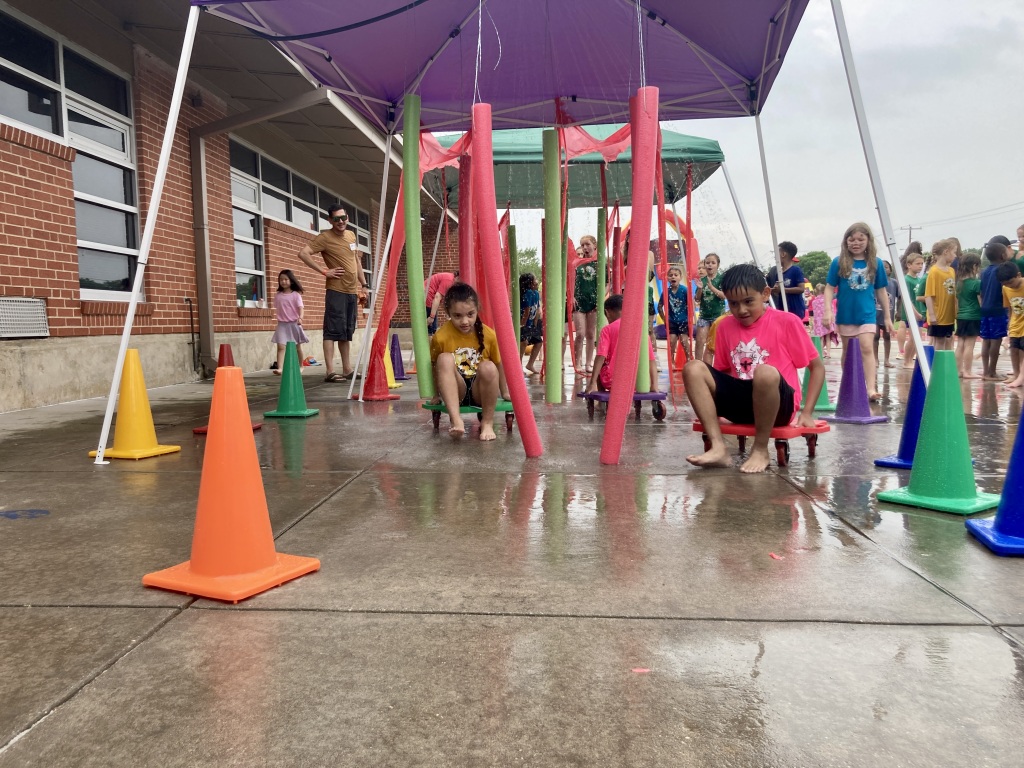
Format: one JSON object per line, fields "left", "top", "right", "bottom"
{"left": 516, "top": 246, "right": 542, "bottom": 281}
{"left": 798, "top": 250, "right": 831, "bottom": 288}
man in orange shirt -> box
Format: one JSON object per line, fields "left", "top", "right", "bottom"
{"left": 298, "top": 204, "right": 367, "bottom": 381}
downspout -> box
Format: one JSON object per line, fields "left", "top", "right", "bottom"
{"left": 190, "top": 131, "right": 217, "bottom": 375}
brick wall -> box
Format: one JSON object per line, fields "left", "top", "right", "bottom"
{"left": 132, "top": 47, "right": 231, "bottom": 337}
{"left": 0, "top": 124, "right": 79, "bottom": 335}
{"left": 392, "top": 203, "right": 460, "bottom": 327}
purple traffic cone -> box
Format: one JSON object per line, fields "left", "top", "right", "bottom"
{"left": 391, "top": 333, "right": 409, "bottom": 380}
{"left": 875, "top": 346, "right": 933, "bottom": 467}
{"left": 966, "top": 405, "right": 1024, "bottom": 554}
{"left": 826, "top": 340, "right": 888, "bottom": 424}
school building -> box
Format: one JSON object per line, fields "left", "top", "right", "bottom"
{"left": 0, "top": 1, "right": 456, "bottom": 413}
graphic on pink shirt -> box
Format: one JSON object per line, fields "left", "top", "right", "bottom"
{"left": 729, "top": 338, "right": 770, "bottom": 380}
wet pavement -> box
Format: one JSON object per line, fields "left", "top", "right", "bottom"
{"left": 1, "top": 351, "right": 1022, "bottom": 766}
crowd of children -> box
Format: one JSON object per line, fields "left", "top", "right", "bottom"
{"left": 400, "top": 221, "right": 1024, "bottom": 464}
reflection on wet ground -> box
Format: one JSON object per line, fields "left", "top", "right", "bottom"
{"left": 1, "top": 352, "right": 1023, "bottom": 765}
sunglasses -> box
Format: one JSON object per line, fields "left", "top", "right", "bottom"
{"left": 330, "top": 215, "right": 348, "bottom": 223}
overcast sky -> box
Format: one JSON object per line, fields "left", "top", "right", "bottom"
{"left": 508, "top": 0, "right": 1023, "bottom": 267}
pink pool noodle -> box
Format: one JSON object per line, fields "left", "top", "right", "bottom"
{"left": 471, "top": 103, "right": 543, "bottom": 458}
{"left": 459, "top": 152, "right": 476, "bottom": 287}
{"left": 600, "top": 88, "right": 659, "bottom": 465}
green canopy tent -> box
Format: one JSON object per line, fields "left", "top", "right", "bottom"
{"left": 424, "top": 124, "right": 724, "bottom": 209}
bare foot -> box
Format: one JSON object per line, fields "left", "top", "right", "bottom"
{"left": 902, "top": 363, "right": 915, "bottom": 369}
{"left": 869, "top": 392, "right": 882, "bottom": 402}
{"left": 739, "top": 448, "right": 772, "bottom": 474}
{"left": 1007, "top": 380, "right": 1024, "bottom": 389}
{"left": 479, "top": 424, "right": 497, "bottom": 441}
{"left": 983, "top": 374, "right": 1003, "bottom": 381}
{"left": 525, "top": 366, "right": 539, "bottom": 375}
{"left": 686, "top": 444, "right": 733, "bottom": 468}
{"left": 885, "top": 362, "right": 895, "bottom": 368}
{"left": 449, "top": 417, "right": 465, "bottom": 438}
{"left": 962, "top": 373, "right": 981, "bottom": 380}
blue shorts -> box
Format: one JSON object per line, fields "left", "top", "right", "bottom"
{"left": 980, "top": 314, "right": 1009, "bottom": 340}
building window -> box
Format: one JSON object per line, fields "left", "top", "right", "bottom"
{"left": 228, "top": 137, "right": 372, "bottom": 288}
{"left": 230, "top": 175, "right": 265, "bottom": 307}
{"left": 0, "top": 8, "right": 138, "bottom": 300}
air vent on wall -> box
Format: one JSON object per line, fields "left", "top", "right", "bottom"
{"left": 0, "top": 297, "right": 50, "bottom": 338}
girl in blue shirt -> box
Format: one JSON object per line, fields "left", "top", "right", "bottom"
{"left": 824, "top": 222, "right": 893, "bottom": 401}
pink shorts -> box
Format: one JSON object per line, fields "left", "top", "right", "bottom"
{"left": 837, "top": 323, "right": 876, "bottom": 337}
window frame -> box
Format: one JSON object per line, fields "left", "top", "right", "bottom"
{"left": 230, "top": 173, "right": 266, "bottom": 308}
{"left": 68, "top": 99, "right": 138, "bottom": 302}
{"left": 0, "top": 4, "right": 140, "bottom": 301}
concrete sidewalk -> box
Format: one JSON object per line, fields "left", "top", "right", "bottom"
{"left": 1, "top": 353, "right": 1022, "bottom": 766}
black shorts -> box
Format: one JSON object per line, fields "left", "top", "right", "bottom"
{"left": 323, "top": 290, "right": 358, "bottom": 341}
{"left": 460, "top": 374, "right": 476, "bottom": 406}
{"left": 929, "top": 323, "right": 954, "bottom": 339}
{"left": 955, "top": 319, "right": 980, "bottom": 338}
{"left": 707, "top": 362, "right": 795, "bottom": 427}
{"left": 1011, "top": 336, "right": 1024, "bottom": 351}
{"left": 669, "top": 321, "right": 688, "bottom": 337}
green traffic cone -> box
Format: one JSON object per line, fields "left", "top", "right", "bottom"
{"left": 802, "top": 336, "right": 836, "bottom": 412}
{"left": 877, "top": 350, "right": 998, "bottom": 514}
{"left": 264, "top": 342, "right": 319, "bottom": 418}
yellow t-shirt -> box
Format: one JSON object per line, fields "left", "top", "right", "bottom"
{"left": 924, "top": 265, "right": 956, "bottom": 325}
{"left": 429, "top": 321, "right": 501, "bottom": 377}
{"left": 306, "top": 229, "right": 362, "bottom": 294}
{"left": 1003, "top": 282, "right": 1024, "bottom": 338}
{"left": 705, "top": 314, "right": 727, "bottom": 355}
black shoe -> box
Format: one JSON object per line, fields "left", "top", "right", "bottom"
{"left": 270, "top": 361, "right": 279, "bottom": 370}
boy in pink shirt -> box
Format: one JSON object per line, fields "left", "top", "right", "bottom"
{"left": 586, "top": 294, "right": 658, "bottom": 394}
{"left": 683, "top": 264, "right": 824, "bottom": 473}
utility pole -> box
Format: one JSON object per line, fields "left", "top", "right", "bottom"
{"left": 899, "top": 225, "right": 919, "bottom": 247}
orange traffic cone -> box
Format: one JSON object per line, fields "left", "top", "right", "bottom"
{"left": 143, "top": 366, "right": 320, "bottom": 602}
{"left": 89, "top": 349, "right": 181, "bottom": 460}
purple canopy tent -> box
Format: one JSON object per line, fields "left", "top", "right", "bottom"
{"left": 93, "top": 0, "right": 927, "bottom": 463}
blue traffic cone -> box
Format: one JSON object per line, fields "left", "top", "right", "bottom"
{"left": 391, "top": 333, "right": 409, "bottom": 380}
{"left": 966, "top": 417, "right": 1024, "bottom": 555}
{"left": 875, "top": 346, "right": 933, "bottom": 469}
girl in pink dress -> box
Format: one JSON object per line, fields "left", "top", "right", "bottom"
{"left": 810, "top": 284, "right": 834, "bottom": 357}
{"left": 271, "top": 269, "right": 310, "bottom": 373}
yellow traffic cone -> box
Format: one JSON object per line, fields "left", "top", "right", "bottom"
{"left": 385, "top": 345, "right": 402, "bottom": 390}
{"left": 89, "top": 349, "right": 181, "bottom": 460}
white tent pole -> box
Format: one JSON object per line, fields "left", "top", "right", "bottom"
{"left": 830, "top": 0, "right": 929, "bottom": 384}
{"left": 754, "top": 114, "right": 788, "bottom": 313}
{"left": 93, "top": 5, "right": 201, "bottom": 464}
{"left": 369, "top": 131, "right": 394, "bottom": 307}
{"left": 351, "top": 201, "right": 400, "bottom": 400}
{"left": 721, "top": 161, "right": 761, "bottom": 268}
